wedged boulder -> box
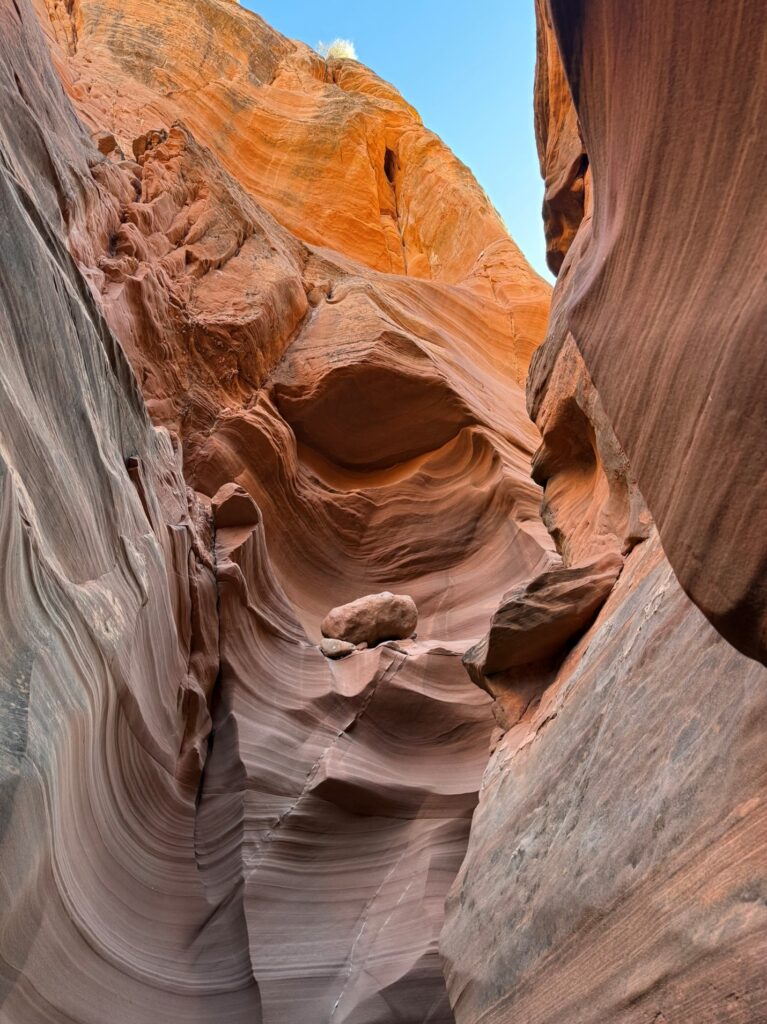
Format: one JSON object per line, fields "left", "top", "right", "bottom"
{"left": 321, "top": 592, "right": 417, "bottom": 647}
{"left": 463, "top": 553, "right": 622, "bottom": 687}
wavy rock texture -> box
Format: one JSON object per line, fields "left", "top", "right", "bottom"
{"left": 3, "top": 0, "right": 765, "bottom": 1022}
{"left": 443, "top": 531, "right": 767, "bottom": 1024}
{"left": 0, "top": 1, "right": 554, "bottom": 1022}
{"left": 0, "top": 6, "right": 234, "bottom": 1021}
{"left": 440, "top": 4, "right": 767, "bottom": 1021}
{"left": 530, "top": 0, "right": 767, "bottom": 663}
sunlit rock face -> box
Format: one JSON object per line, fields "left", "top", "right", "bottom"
{"left": 3, "top": 0, "right": 764, "bottom": 1021}
{"left": 36, "top": 0, "right": 549, "bottom": 340}
{"left": 441, "top": 3, "right": 767, "bottom": 1021}
{"left": 530, "top": 0, "right": 767, "bottom": 663}
{"left": 0, "top": 1, "right": 553, "bottom": 1021}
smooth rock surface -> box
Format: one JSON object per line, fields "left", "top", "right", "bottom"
{"left": 322, "top": 592, "right": 419, "bottom": 647}
{"left": 319, "top": 637, "right": 356, "bottom": 659}
{"left": 0, "top": 5, "right": 240, "bottom": 1021}
{"left": 439, "top": 6, "right": 767, "bottom": 1020}
{"left": 2, "top": 1, "right": 764, "bottom": 1023}
{"left": 531, "top": 0, "right": 767, "bottom": 662}
{"left": 0, "top": 1, "right": 553, "bottom": 1021}
{"left": 443, "top": 532, "right": 767, "bottom": 1023}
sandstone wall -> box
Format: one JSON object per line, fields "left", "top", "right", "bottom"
{"left": 440, "top": 4, "right": 767, "bottom": 1020}
{"left": 0, "top": 1, "right": 552, "bottom": 1020}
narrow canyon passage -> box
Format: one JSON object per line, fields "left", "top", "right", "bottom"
{"left": 1, "top": 1, "right": 765, "bottom": 1023}
{"left": 1, "top": 1, "right": 554, "bottom": 1020}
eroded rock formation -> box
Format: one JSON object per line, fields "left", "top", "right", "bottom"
{"left": 443, "top": 531, "right": 767, "bottom": 1023}
{"left": 440, "top": 3, "right": 767, "bottom": 1022}
{"left": 530, "top": 0, "right": 767, "bottom": 663}
{"left": 1, "top": 0, "right": 765, "bottom": 1022}
{"left": 0, "top": 1, "right": 550, "bottom": 1021}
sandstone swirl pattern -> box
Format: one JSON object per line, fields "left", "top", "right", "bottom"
{"left": 440, "top": 4, "right": 767, "bottom": 1021}
{"left": 2, "top": 1, "right": 765, "bottom": 1022}
{"left": 1, "top": 1, "right": 551, "bottom": 1021}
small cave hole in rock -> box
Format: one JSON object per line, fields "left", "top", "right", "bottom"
{"left": 384, "top": 148, "right": 397, "bottom": 185}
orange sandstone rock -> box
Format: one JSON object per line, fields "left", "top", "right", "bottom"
{"left": 0, "top": 2, "right": 553, "bottom": 1022}
{"left": 321, "top": 592, "right": 418, "bottom": 647}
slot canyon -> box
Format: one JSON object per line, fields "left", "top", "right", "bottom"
{"left": 0, "top": 1, "right": 765, "bottom": 1022}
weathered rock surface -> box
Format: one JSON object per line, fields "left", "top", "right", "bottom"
{"left": 2, "top": 0, "right": 765, "bottom": 1021}
{"left": 36, "top": 0, "right": 550, "bottom": 368}
{"left": 0, "top": 1, "right": 553, "bottom": 1022}
{"left": 322, "top": 592, "right": 418, "bottom": 647}
{"left": 462, "top": 552, "right": 622, "bottom": 686}
{"left": 444, "top": 532, "right": 767, "bottom": 1023}
{"left": 531, "top": 0, "right": 767, "bottom": 663}
{"left": 530, "top": 333, "right": 651, "bottom": 566}
{"left": 533, "top": 0, "right": 588, "bottom": 276}
{"left": 440, "top": 4, "right": 767, "bottom": 1021}
{"left": 319, "top": 637, "right": 356, "bottom": 659}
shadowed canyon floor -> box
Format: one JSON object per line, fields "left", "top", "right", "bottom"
{"left": 1, "top": 1, "right": 765, "bottom": 1023}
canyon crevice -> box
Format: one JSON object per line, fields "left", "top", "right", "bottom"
{"left": 1, "top": 2, "right": 765, "bottom": 1023}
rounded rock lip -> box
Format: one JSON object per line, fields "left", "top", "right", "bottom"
{"left": 319, "top": 637, "right": 357, "bottom": 659}
{"left": 320, "top": 591, "right": 418, "bottom": 647}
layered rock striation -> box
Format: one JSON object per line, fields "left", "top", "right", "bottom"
{"left": 441, "top": 3, "right": 767, "bottom": 1022}
{"left": 1, "top": 0, "right": 765, "bottom": 1022}
{"left": 1, "top": 1, "right": 551, "bottom": 1022}
{"left": 530, "top": 0, "right": 767, "bottom": 663}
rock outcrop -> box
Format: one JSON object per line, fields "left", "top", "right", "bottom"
{"left": 443, "top": 531, "right": 767, "bottom": 1024}
{"left": 440, "top": 3, "right": 767, "bottom": 1022}
{"left": 462, "top": 552, "right": 622, "bottom": 682}
{"left": 0, "top": 1, "right": 551, "bottom": 1022}
{"left": 1, "top": 0, "right": 764, "bottom": 1022}
{"left": 530, "top": 0, "right": 767, "bottom": 663}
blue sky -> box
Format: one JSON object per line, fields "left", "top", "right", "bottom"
{"left": 241, "top": 1, "right": 552, "bottom": 281}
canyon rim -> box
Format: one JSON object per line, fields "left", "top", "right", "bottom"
{"left": 0, "top": 2, "right": 765, "bottom": 1023}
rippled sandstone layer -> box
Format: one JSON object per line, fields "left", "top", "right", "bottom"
{"left": 441, "top": 3, "right": 767, "bottom": 1022}
{"left": 1, "top": 1, "right": 552, "bottom": 1021}
{"left": 2, "top": 0, "right": 765, "bottom": 1022}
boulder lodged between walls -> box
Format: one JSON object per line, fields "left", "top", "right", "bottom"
{"left": 321, "top": 591, "right": 418, "bottom": 647}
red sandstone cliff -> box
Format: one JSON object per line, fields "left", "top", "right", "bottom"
{"left": 441, "top": 3, "right": 767, "bottom": 1021}
{"left": 0, "top": 2, "right": 550, "bottom": 1021}
{"left": 0, "top": 1, "right": 765, "bottom": 1023}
